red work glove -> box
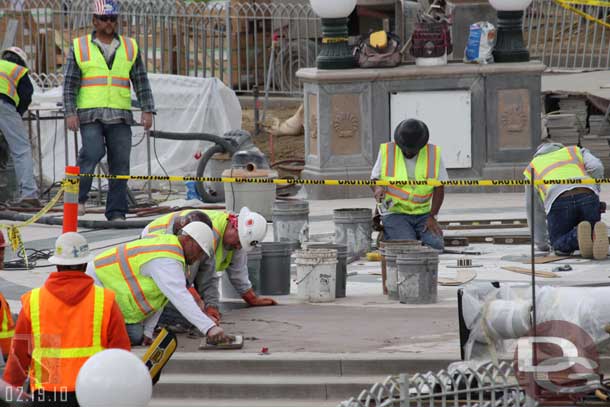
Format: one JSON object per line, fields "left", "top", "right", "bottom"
{"left": 205, "top": 305, "right": 221, "bottom": 325}
{"left": 188, "top": 286, "right": 206, "bottom": 312}
{"left": 241, "top": 288, "right": 278, "bottom": 306}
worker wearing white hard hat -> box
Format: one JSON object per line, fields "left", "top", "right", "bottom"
{"left": 3, "top": 232, "right": 131, "bottom": 405}
{"left": 141, "top": 207, "right": 276, "bottom": 326}
{"left": 0, "top": 46, "right": 40, "bottom": 208}
{"left": 87, "top": 219, "right": 230, "bottom": 346}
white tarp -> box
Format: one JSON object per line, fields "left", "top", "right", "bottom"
{"left": 32, "top": 74, "right": 242, "bottom": 190}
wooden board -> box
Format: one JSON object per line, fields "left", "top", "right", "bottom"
{"left": 501, "top": 266, "right": 560, "bottom": 279}
{"left": 438, "top": 270, "right": 477, "bottom": 286}
{"left": 521, "top": 255, "right": 570, "bottom": 264}
{"left": 444, "top": 237, "right": 469, "bottom": 247}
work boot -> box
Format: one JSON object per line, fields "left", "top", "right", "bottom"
{"left": 577, "top": 221, "right": 593, "bottom": 259}
{"left": 593, "top": 221, "right": 609, "bottom": 261}
{"left": 78, "top": 203, "right": 86, "bottom": 216}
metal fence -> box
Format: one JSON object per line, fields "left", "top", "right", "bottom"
{"left": 339, "top": 362, "right": 532, "bottom": 407}
{"left": 524, "top": 0, "right": 610, "bottom": 70}
{"left": 0, "top": 0, "right": 609, "bottom": 96}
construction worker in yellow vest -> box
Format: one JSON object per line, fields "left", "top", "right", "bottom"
{"left": 87, "top": 221, "right": 229, "bottom": 346}
{"left": 371, "top": 119, "right": 447, "bottom": 251}
{"left": 0, "top": 46, "right": 40, "bottom": 208}
{"left": 524, "top": 141, "right": 607, "bottom": 259}
{"left": 63, "top": 0, "right": 155, "bottom": 221}
{"left": 141, "top": 207, "right": 276, "bottom": 325}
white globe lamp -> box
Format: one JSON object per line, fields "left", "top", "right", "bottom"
{"left": 489, "top": 0, "right": 533, "bottom": 62}
{"left": 75, "top": 349, "right": 152, "bottom": 407}
{"left": 309, "top": 0, "right": 357, "bottom": 69}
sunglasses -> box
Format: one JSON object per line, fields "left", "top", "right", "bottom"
{"left": 95, "top": 15, "right": 118, "bottom": 22}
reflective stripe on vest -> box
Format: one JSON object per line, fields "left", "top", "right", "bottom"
{"left": 380, "top": 143, "right": 441, "bottom": 215}
{"left": 0, "top": 298, "right": 14, "bottom": 339}
{"left": 0, "top": 60, "right": 27, "bottom": 106}
{"left": 203, "top": 210, "right": 234, "bottom": 271}
{"left": 29, "top": 286, "right": 104, "bottom": 390}
{"left": 94, "top": 235, "right": 185, "bottom": 323}
{"left": 74, "top": 34, "right": 137, "bottom": 110}
{"left": 524, "top": 146, "right": 588, "bottom": 201}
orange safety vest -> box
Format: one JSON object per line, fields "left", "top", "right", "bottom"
{"left": 0, "top": 293, "right": 15, "bottom": 359}
{"left": 22, "top": 285, "right": 115, "bottom": 392}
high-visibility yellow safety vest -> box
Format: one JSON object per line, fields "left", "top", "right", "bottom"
{"left": 0, "top": 60, "right": 28, "bottom": 106}
{"left": 147, "top": 209, "right": 231, "bottom": 271}
{"left": 26, "top": 285, "right": 112, "bottom": 391}
{"left": 73, "top": 34, "right": 138, "bottom": 110}
{"left": 524, "top": 146, "right": 590, "bottom": 202}
{"left": 379, "top": 142, "right": 441, "bottom": 215}
{"left": 94, "top": 234, "right": 185, "bottom": 323}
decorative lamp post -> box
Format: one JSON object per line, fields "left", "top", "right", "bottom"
{"left": 310, "top": 0, "right": 357, "bottom": 69}
{"left": 489, "top": 0, "right": 533, "bottom": 63}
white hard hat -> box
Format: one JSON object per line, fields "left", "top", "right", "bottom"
{"left": 1, "top": 47, "right": 29, "bottom": 69}
{"left": 48, "top": 232, "right": 93, "bottom": 266}
{"left": 76, "top": 349, "right": 152, "bottom": 407}
{"left": 181, "top": 221, "right": 214, "bottom": 257}
{"left": 238, "top": 207, "right": 267, "bottom": 252}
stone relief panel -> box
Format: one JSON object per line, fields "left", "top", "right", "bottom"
{"left": 308, "top": 94, "right": 318, "bottom": 156}
{"left": 497, "top": 89, "right": 531, "bottom": 149}
{"left": 330, "top": 94, "right": 362, "bottom": 156}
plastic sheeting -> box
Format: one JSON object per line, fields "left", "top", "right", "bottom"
{"left": 462, "top": 284, "right": 610, "bottom": 361}
{"left": 32, "top": 74, "right": 242, "bottom": 190}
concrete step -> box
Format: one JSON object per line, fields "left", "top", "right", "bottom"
{"left": 158, "top": 352, "right": 455, "bottom": 376}
{"left": 153, "top": 374, "right": 385, "bottom": 400}
{"left": 149, "top": 399, "right": 338, "bottom": 407}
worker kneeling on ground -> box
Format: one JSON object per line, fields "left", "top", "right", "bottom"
{"left": 525, "top": 140, "right": 608, "bottom": 259}
{"left": 371, "top": 119, "right": 447, "bottom": 250}
{"left": 3, "top": 232, "right": 130, "bottom": 406}
{"left": 87, "top": 221, "right": 228, "bottom": 346}
{"left": 142, "top": 207, "right": 276, "bottom": 326}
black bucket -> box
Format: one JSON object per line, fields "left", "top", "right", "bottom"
{"left": 260, "top": 242, "right": 293, "bottom": 295}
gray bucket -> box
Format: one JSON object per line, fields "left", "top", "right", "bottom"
{"left": 304, "top": 243, "right": 348, "bottom": 298}
{"left": 220, "top": 246, "right": 263, "bottom": 299}
{"left": 260, "top": 242, "right": 293, "bottom": 295}
{"left": 379, "top": 240, "right": 421, "bottom": 296}
{"left": 396, "top": 250, "right": 439, "bottom": 304}
{"left": 272, "top": 200, "right": 309, "bottom": 247}
{"left": 333, "top": 208, "right": 372, "bottom": 259}
{"left": 383, "top": 245, "right": 430, "bottom": 300}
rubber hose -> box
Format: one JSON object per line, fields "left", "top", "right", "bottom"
{"left": 195, "top": 144, "right": 226, "bottom": 204}
{"left": 148, "top": 131, "right": 238, "bottom": 155}
{"left": 0, "top": 211, "right": 149, "bottom": 229}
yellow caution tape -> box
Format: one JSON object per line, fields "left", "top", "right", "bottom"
{"left": 79, "top": 173, "right": 610, "bottom": 187}
{"left": 555, "top": 0, "right": 610, "bottom": 29}
{"left": 0, "top": 179, "right": 70, "bottom": 268}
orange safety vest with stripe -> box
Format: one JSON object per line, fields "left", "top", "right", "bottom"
{"left": 93, "top": 234, "right": 185, "bottom": 323}
{"left": 22, "top": 285, "right": 113, "bottom": 392}
{"left": 0, "top": 292, "right": 15, "bottom": 358}
{"left": 0, "top": 60, "right": 28, "bottom": 106}
{"left": 379, "top": 142, "right": 441, "bottom": 215}
{"left": 524, "top": 146, "right": 591, "bottom": 202}
{"left": 73, "top": 34, "right": 138, "bottom": 110}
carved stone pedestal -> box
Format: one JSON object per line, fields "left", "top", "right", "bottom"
{"left": 297, "top": 62, "right": 545, "bottom": 199}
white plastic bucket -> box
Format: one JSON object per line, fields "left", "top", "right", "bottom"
{"left": 295, "top": 249, "right": 338, "bottom": 303}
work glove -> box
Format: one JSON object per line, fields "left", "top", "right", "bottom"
{"left": 241, "top": 288, "right": 278, "bottom": 306}
{"left": 205, "top": 305, "right": 221, "bottom": 325}
{"left": 188, "top": 286, "right": 205, "bottom": 312}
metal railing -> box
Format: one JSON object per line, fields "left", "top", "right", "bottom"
{"left": 524, "top": 0, "right": 610, "bottom": 69}
{"left": 1, "top": 0, "right": 608, "bottom": 96}
{"left": 339, "top": 362, "right": 532, "bottom": 407}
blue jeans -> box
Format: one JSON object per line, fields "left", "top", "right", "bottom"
{"left": 77, "top": 121, "right": 132, "bottom": 220}
{"left": 0, "top": 100, "right": 38, "bottom": 199}
{"left": 383, "top": 212, "right": 444, "bottom": 250}
{"left": 125, "top": 322, "right": 144, "bottom": 346}
{"left": 547, "top": 192, "right": 601, "bottom": 254}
